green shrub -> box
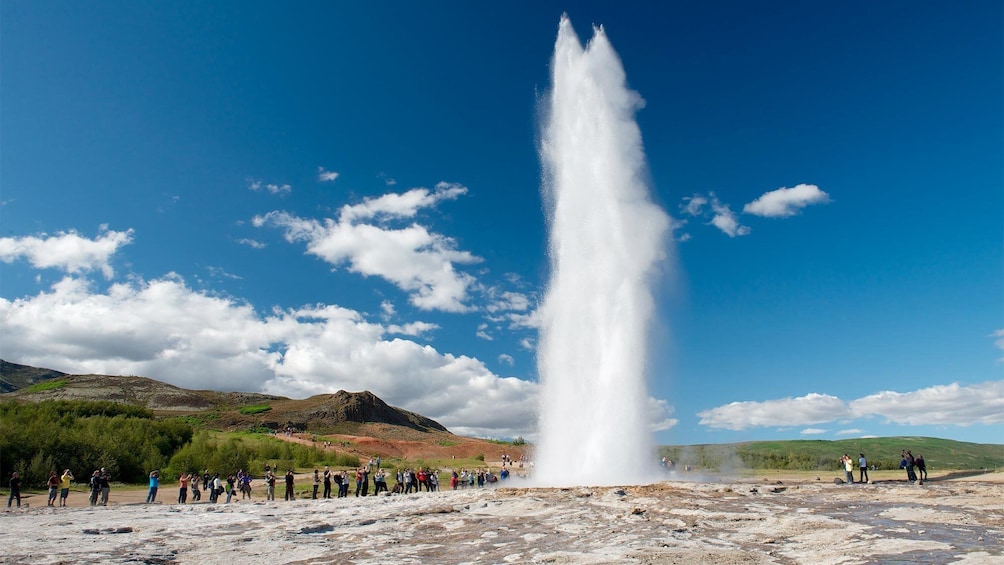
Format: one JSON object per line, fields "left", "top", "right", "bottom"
{"left": 0, "top": 400, "right": 191, "bottom": 486}
{"left": 238, "top": 404, "right": 272, "bottom": 415}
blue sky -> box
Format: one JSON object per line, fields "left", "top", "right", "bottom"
{"left": 2, "top": 1, "right": 1001, "bottom": 445}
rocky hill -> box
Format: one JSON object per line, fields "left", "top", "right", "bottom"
{"left": 0, "top": 359, "right": 67, "bottom": 393}
{"left": 0, "top": 359, "right": 448, "bottom": 433}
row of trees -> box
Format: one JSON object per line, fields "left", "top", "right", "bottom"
{"left": 164, "top": 431, "right": 359, "bottom": 479}
{"left": 0, "top": 400, "right": 193, "bottom": 487}
{"left": 0, "top": 400, "right": 362, "bottom": 488}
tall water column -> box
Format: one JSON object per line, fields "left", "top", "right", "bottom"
{"left": 535, "top": 16, "right": 670, "bottom": 487}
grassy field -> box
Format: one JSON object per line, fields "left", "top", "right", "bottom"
{"left": 659, "top": 436, "right": 1004, "bottom": 472}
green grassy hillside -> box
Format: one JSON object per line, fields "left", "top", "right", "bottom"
{"left": 659, "top": 437, "right": 1004, "bottom": 472}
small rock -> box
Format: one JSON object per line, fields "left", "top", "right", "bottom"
{"left": 613, "top": 489, "right": 627, "bottom": 496}
{"left": 834, "top": 478, "right": 845, "bottom": 485}
{"left": 630, "top": 508, "right": 645, "bottom": 515}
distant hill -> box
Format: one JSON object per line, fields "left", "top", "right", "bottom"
{"left": 660, "top": 437, "right": 1004, "bottom": 472}
{"left": 0, "top": 360, "right": 447, "bottom": 433}
{"left": 0, "top": 359, "right": 67, "bottom": 393}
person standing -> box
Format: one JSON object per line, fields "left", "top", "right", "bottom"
{"left": 915, "top": 454, "right": 928, "bottom": 481}
{"left": 212, "top": 474, "right": 223, "bottom": 503}
{"left": 88, "top": 470, "right": 101, "bottom": 506}
{"left": 146, "top": 470, "right": 160, "bottom": 503}
{"left": 59, "top": 469, "right": 73, "bottom": 507}
{"left": 99, "top": 469, "right": 111, "bottom": 506}
{"left": 46, "top": 471, "right": 60, "bottom": 506}
{"left": 902, "top": 451, "right": 917, "bottom": 482}
{"left": 7, "top": 472, "right": 21, "bottom": 508}
{"left": 858, "top": 454, "right": 869, "bottom": 484}
{"left": 178, "top": 473, "right": 189, "bottom": 504}
{"left": 284, "top": 470, "right": 295, "bottom": 501}
{"left": 323, "top": 467, "right": 332, "bottom": 499}
{"left": 373, "top": 470, "right": 386, "bottom": 495}
{"left": 312, "top": 470, "right": 320, "bottom": 499}
{"left": 841, "top": 454, "right": 855, "bottom": 484}
{"left": 266, "top": 471, "right": 276, "bottom": 501}
{"left": 338, "top": 470, "right": 349, "bottom": 498}
{"left": 190, "top": 474, "right": 201, "bottom": 501}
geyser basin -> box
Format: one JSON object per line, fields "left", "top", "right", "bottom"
{"left": 535, "top": 16, "right": 670, "bottom": 487}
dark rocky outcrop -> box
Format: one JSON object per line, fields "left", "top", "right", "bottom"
{"left": 290, "top": 390, "right": 448, "bottom": 432}
{"left": 0, "top": 359, "right": 67, "bottom": 393}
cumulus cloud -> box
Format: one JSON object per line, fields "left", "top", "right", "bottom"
{"left": 498, "top": 354, "right": 514, "bottom": 366}
{"left": 743, "top": 184, "right": 830, "bottom": 218}
{"left": 0, "top": 228, "right": 133, "bottom": 279}
{"left": 318, "top": 167, "right": 340, "bottom": 182}
{"left": 0, "top": 274, "right": 537, "bottom": 438}
{"left": 849, "top": 382, "right": 1004, "bottom": 426}
{"left": 836, "top": 428, "right": 864, "bottom": 436}
{"left": 0, "top": 272, "right": 679, "bottom": 440}
{"left": 649, "top": 398, "right": 678, "bottom": 432}
{"left": 697, "top": 393, "right": 850, "bottom": 431}
{"left": 254, "top": 182, "right": 481, "bottom": 312}
{"left": 800, "top": 428, "right": 827, "bottom": 435}
{"left": 699, "top": 382, "right": 1004, "bottom": 431}
{"left": 709, "top": 198, "right": 750, "bottom": 238}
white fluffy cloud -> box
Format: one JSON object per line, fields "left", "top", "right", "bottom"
{"left": 254, "top": 183, "right": 481, "bottom": 312}
{"left": 698, "top": 393, "right": 848, "bottom": 430}
{"left": 743, "top": 184, "right": 831, "bottom": 218}
{"left": 709, "top": 200, "right": 750, "bottom": 238}
{"left": 676, "top": 184, "right": 828, "bottom": 239}
{"left": 0, "top": 227, "right": 133, "bottom": 279}
{"left": 0, "top": 274, "right": 538, "bottom": 437}
{"left": 800, "top": 428, "right": 827, "bottom": 435}
{"left": 849, "top": 382, "right": 1004, "bottom": 426}
{"left": 0, "top": 272, "right": 680, "bottom": 440}
{"left": 681, "top": 192, "right": 750, "bottom": 238}
{"left": 698, "top": 382, "right": 1004, "bottom": 431}
{"left": 649, "top": 397, "right": 678, "bottom": 432}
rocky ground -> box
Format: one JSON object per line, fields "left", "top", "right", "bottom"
{"left": 2, "top": 474, "right": 1002, "bottom": 564}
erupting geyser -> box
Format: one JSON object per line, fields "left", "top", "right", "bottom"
{"left": 535, "top": 16, "right": 670, "bottom": 487}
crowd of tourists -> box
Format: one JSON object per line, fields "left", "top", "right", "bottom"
{"left": 5, "top": 459, "right": 519, "bottom": 509}
{"left": 837, "top": 451, "right": 929, "bottom": 484}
